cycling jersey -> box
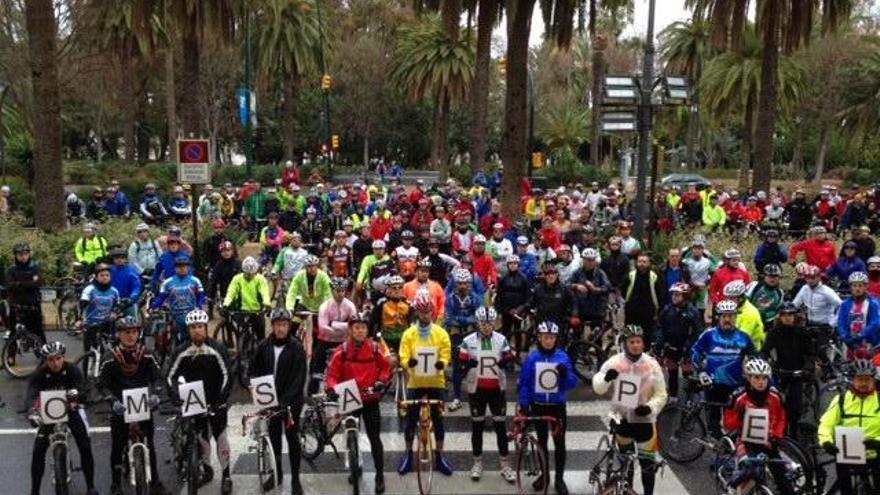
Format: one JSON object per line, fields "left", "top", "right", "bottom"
{"left": 395, "top": 245, "right": 419, "bottom": 278}
{"left": 222, "top": 273, "right": 271, "bottom": 311}
{"left": 370, "top": 297, "right": 411, "bottom": 347}
{"left": 75, "top": 236, "right": 108, "bottom": 265}
{"left": 399, "top": 323, "right": 452, "bottom": 389}
{"left": 165, "top": 338, "right": 231, "bottom": 405}
{"left": 819, "top": 390, "right": 880, "bottom": 459}
{"left": 690, "top": 326, "right": 756, "bottom": 387}
{"left": 518, "top": 348, "right": 578, "bottom": 407}
{"left": 285, "top": 269, "right": 332, "bottom": 313}
{"left": 151, "top": 274, "right": 205, "bottom": 316}
{"left": 486, "top": 237, "right": 513, "bottom": 275}
{"left": 80, "top": 283, "right": 120, "bottom": 326}
{"left": 273, "top": 246, "right": 309, "bottom": 280}
{"left": 708, "top": 265, "right": 751, "bottom": 305}
{"left": 328, "top": 245, "right": 352, "bottom": 278}
{"left": 593, "top": 352, "right": 668, "bottom": 423}
{"left": 109, "top": 263, "right": 142, "bottom": 302}
{"left": 259, "top": 225, "right": 287, "bottom": 251}
{"left": 837, "top": 296, "right": 880, "bottom": 348}
{"left": 459, "top": 331, "right": 513, "bottom": 393}
{"left": 736, "top": 300, "right": 766, "bottom": 350}
{"left": 789, "top": 239, "right": 837, "bottom": 271}
{"left": 356, "top": 254, "right": 394, "bottom": 289}
{"left": 317, "top": 297, "right": 358, "bottom": 343}
{"left": 792, "top": 282, "right": 841, "bottom": 326}
{"left": 445, "top": 291, "right": 479, "bottom": 331}
{"left": 149, "top": 251, "right": 192, "bottom": 290}
{"left": 746, "top": 281, "right": 785, "bottom": 323}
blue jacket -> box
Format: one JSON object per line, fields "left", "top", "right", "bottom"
{"left": 826, "top": 256, "right": 867, "bottom": 290}
{"left": 79, "top": 284, "right": 120, "bottom": 326}
{"left": 518, "top": 348, "right": 578, "bottom": 407}
{"left": 518, "top": 252, "right": 540, "bottom": 286}
{"left": 444, "top": 274, "right": 486, "bottom": 303}
{"left": 690, "top": 327, "right": 756, "bottom": 387}
{"left": 109, "top": 264, "right": 142, "bottom": 302}
{"left": 753, "top": 242, "right": 788, "bottom": 271}
{"left": 151, "top": 274, "right": 205, "bottom": 316}
{"left": 837, "top": 296, "right": 880, "bottom": 347}
{"left": 445, "top": 291, "right": 480, "bottom": 329}
{"left": 151, "top": 251, "right": 193, "bottom": 291}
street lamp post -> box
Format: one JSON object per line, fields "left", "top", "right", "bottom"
{"left": 244, "top": 10, "right": 254, "bottom": 179}
{"left": 527, "top": 68, "right": 535, "bottom": 178}
{"left": 632, "top": 0, "right": 656, "bottom": 242}
{"left": 0, "top": 82, "right": 8, "bottom": 182}
{"left": 314, "top": 0, "right": 332, "bottom": 178}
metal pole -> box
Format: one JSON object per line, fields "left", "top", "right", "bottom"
{"left": 0, "top": 86, "right": 8, "bottom": 182}
{"left": 245, "top": 11, "right": 254, "bottom": 180}
{"left": 191, "top": 185, "right": 200, "bottom": 275}
{"left": 633, "top": 0, "right": 656, "bottom": 241}
{"left": 647, "top": 143, "right": 659, "bottom": 248}
{"left": 314, "top": 0, "right": 332, "bottom": 178}
{"left": 527, "top": 68, "right": 534, "bottom": 178}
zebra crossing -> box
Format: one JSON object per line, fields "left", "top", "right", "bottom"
{"left": 193, "top": 376, "right": 695, "bottom": 495}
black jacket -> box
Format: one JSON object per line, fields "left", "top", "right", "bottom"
{"left": 203, "top": 234, "right": 229, "bottom": 274}
{"left": 27, "top": 362, "right": 85, "bottom": 404}
{"left": 526, "top": 281, "right": 576, "bottom": 327}
{"left": 763, "top": 323, "right": 814, "bottom": 372}
{"left": 570, "top": 267, "right": 612, "bottom": 320}
{"left": 5, "top": 259, "right": 43, "bottom": 306}
{"left": 99, "top": 344, "right": 161, "bottom": 400}
{"left": 164, "top": 339, "right": 231, "bottom": 405}
{"left": 601, "top": 251, "right": 630, "bottom": 292}
{"left": 249, "top": 336, "right": 308, "bottom": 414}
{"left": 786, "top": 199, "right": 812, "bottom": 231}
{"left": 495, "top": 271, "right": 531, "bottom": 313}
{"left": 207, "top": 258, "right": 241, "bottom": 302}
{"left": 655, "top": 302, "right": 703, "bottom": 352}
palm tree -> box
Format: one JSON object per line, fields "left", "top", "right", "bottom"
{"left": 467, "top": 0, "right": 500, "bottom": 172}
{"left": 24, "top": 0, "right": 64, "bottom": 229}
{"left": 659, "top": 19, "right": 710, "bottom": 169}
{"left": 841, "top": 50, "right": 880, "bottom": 145}
{"left": 391, "top": 15, "right": 475, "bottom": 178}
{"left": 255, "top": 0, "right": 323, "bottom": 161}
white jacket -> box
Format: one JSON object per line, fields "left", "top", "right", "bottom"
{"left": 592, "top": 352, "right": 668, "bottom": 424}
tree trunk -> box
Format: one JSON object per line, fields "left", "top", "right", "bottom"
{"left": 363, "top": 134, "right": 369, "bottom": 170}
{"left": 752, "top": 0, "right": 780, "bottom": 193}
{"left": 164, "top": 14, "right": 177, "bottom": 162}
{"left": 25, "top": 0, "right": 64, "bottom": 230}
{"left": 441, "top": 0, "right": 461, "bottom": 41}
{"left": 283, "top": 74, "right": 298, "bottom": 161}
{"left": 590, "top": 34, "right": 606, "bottom": 168}
{"left": 468, "top": 0, "right": 497, "bottom": 173}
{"left": 135, "top": 70, "right": 150, "bottom": 163}
{"left": 120, "top": 56, "right": 136, "bottom": 163}
{"left": 500, "top": 0, "right": 536, "bottom": 220}
{"left": 179, "top": 13, "right": 201, "bottom": 137}
{"left": 812, "top": 119, "right": 831, "bottom": 186}
{"left": 738, "top": 88, "right": 756, "bottom": 190}
{"left": 431, "top": 94, "right": 451, "bottom": 180}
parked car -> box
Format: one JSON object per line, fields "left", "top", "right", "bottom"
{"left": 661, "top": 173, "right": 712, "bottom": 189}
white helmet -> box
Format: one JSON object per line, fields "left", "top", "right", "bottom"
{"left": 723, "top": 280, "right": 747, "bottom": 298}
{"left": 581, "top": 248, "right": 599, "bottom": 260}
{"left": 715, "top": 299, "right": 739, "bottom": 314}
{"left": 185, "top": 309, "right": 209, "bottom": 326}
{"left": 66, "top": 193, "right": 78, "bottom": 204}
{"left": 475, "top": 306, "right": 498, "bottom": 322}
{"left": 453, "top": 269, "right": 472, "bottom": 283}
{"left": 372, "top": 240, "right": 386, "bottom": 249}
{"left": 242, "top": 256, "right": 259, "bottom": 274}
{"left": 849, "top": 271, "right": 869, "bottom": 284}
{"left": 744, "top": 358, "right": 772, "bottom": 377}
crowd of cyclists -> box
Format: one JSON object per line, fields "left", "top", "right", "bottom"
{"left": 16, "top": 168, "right": 880, "bottom": 495}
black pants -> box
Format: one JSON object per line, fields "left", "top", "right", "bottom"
{"left": 11, "top": 305, "right": 45, "bottom": 342}
{"left": 706, "top": 384, "right": 735, "bottom": 437}
{"left": 532, "top": 403, "right": 567, "bottom": 481}
{"left": 469, "top": 389, "right": 508, "bottom": 457}
{"left": 616, "top": 420, "right": 658, "bottom": 495}
{"left": 352, "top": 401, "right": 384, "bottom": 474}
{"left": 31, "top": 410, "right": 95, "bottom": 494}
{"left": 837, "top": 460, "right": 880, "bottom": 494}
{"left": 268, "top": 409, "right": 302, "bottom": 486}
{"left": 308, "top": 340, "right": 341, "bottom": 395}
{"left": 404, "top": 389, "right": 445, "bottom": 446}
{"left": 110, "top": 416, "right": 159, "bottom": 485}
{"left": 777, "top": 376, "right": 803, "bottom": 438}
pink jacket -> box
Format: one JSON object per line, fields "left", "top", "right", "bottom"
{"left": 318, "top": 297, "right": 358, "bottom": 343}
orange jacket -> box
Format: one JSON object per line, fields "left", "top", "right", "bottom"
{"left": 403, "top": 279, "right": 446, "bottom": 322}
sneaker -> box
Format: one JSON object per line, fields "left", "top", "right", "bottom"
{"left": 397, "top": 452, "right": 413, "bottom": 475}
{"left": 375, "top": 473, "right": 386, "bottom": 494}
{"left": 500, "top": 465, "right": 516, "bottom": 483}
{"left": 470, "top": 458, "right": 483, "bottom": 480}
{"left": 221, "top": 475, "right": 233, "bottom": 495}
{"left": 555, "top": 478, "right": 569, "bottom": 495}
{"left": 435, "top": 454, "right": 454, "bottom": 476}
{"left": 261, "top": 473, "right": 279, "bottom": 492}
{"left": 448, "top": 398, "right": 462, "bottom": 411}
{"left": 198, "top": 463, "right": 214, "bottom": 487}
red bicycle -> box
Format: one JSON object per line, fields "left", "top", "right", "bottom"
{"left": 508, "top": 414, "right": 562, "bottom": 495}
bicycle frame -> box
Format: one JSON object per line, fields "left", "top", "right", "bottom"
{"left": 48, "top": 423, "right": 72, "bottom": 486}
{"left": 127, "top": 423, "right": 152, "bottom": 486}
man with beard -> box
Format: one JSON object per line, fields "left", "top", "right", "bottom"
{"left": 623, "top": 254, "right": 665, "bottom": 346}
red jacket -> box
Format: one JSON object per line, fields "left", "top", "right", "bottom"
{"left": 789, "top": 239, "right": 837, "bottom": 271}
{"left": 539, "top": 227, "right": 562, "bottom": 251}
{"left": 815, "top": 199, "right": 835, "bottom": 219}
{"left": 869, "top": 278, "right": 880, "bottom": 298}
{"left": 471, "top": 250, "right": 498, "bottom": 286}
{"left": 410, "top": 210, "right": 434, "bottom": 232}
{"left": 325, "top": 338, "right": 392, "bottom": 403}
{"left": 723, "top": 201, "right": 743, "bottom": 221}
{"left": 452, "top": 230, "right": 473, "bottom": 255}
{"left": 479, "top": 214, "right": 511, "bottom": 237}
{"left": 708, "top": 265, "right": 752, "bottom": 304}
{"left": 723, "top": 388, "right": 786, "bottom": 448}
{"left": 282, "top": 167, "right": 301, "bottom": 187}
{"left": 741, "top": 206, "right": 764, "bottom": 224}
{"left": 370, "top": 216, "right": 393, "bottom": 241}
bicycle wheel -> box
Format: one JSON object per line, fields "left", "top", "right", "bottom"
{"left": 347, "top": 429, "right": 361, "bottom": 495}
{"left": 299, "top": 409, "right": 325, "bottom": 461}
{"left": 212, "top": 319, "right": 237, "bottom": 351}
{"left": 132, "top": 446, "right": 148, "bottom": 495}
{"left": 186, "top": 433, "right": 200, "bottom": 495}
{"left": 774, "top": 437, "right": 814, "bottom": 495}
{"left": 52, "top": 443, "right": 69, "bottom": 495}
{"left": 236, "top": 333, "right": 255, "bottom": 389}
{"left": 516, "top": 435, "right": 548, "bottom": 495}
{"left": 656, "top": 405, "right": 706, "bottom": 463}
{"left": 2, "top": 330, "right": 43, "bottom": 379}
{"left": 258, "top": 435, "right": 278, "bottom": 493}
{"left": 58, "top": 293, "right": 81, "bottom": 336}
{"left": 416, "top": 427, "right": 435, "bottom": 495}
{"left": 568, "top": 341, "right": 604, "bottom": 383}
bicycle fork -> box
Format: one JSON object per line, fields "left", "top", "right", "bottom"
{"left": 128, "top": 441, "right": 152, "bottom": 485}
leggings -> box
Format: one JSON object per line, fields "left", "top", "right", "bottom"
{"left": 31, "top": 409, "right": 95, "bottom": 494}
{"left": 532, "top": 403, "right": 567, "bottom": 481}
{"left": 615, "top": 420, "right": 658, "bottom": 495}
{"left": 404, "top": 388, "right": 446, "bottom": 447}
{"left": 352, "top": 402, "right": 384, "bottom": 474}
{"left": 197, "top": 407, "right": 231, "bottom": 474}
{"left": 450, "top": 333, "right": 464, "bottom": 400}
{"left": 268, "top": 410, "right": 301, "bottom": 484}
{"left": 469, "top": 389, "right": 508, "bottom": 457}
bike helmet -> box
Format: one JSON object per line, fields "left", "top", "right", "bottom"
{"left": 473, "top": 234, "right": 487, "bottom": 244}
{"left": 723, "top": 280, "right": 747, "bottom": 298}
{"left": 173, "top": 256, "right": 190, "bottom": 266}
{"left": 412, "top": 294, "right": 434, "bottom": 313}
{"left": 40, "top": 341, "right": 66, "bottom": 358}
{"left": 66, "top": 193, "right": 78, "bottom": 204}
{"left": 581, "top": 248, "right": 599, "bottom": 260}
{"left": 723, "top": 248, "right": 741, "bottom": 260}
{"left": 83, "top": 222, "right": 97, "bottom": 232}
{"left": 453, "top": 269, "right": 472, "bottom": 283}
{"left": 779, "top": 302, "right": 799, "bottom": 315}
{"left": 304, "top": 255, "right": 320, "bottom": 267}
{"left": 115, "top": 316, "right": 140, "bottom": 331}
{"left": 94, "top": 263, "right": 111, "bottom": 274}
{"left": 269, "top": 309, "right": 292, "bottom": 322}
{"left": 811, "top": 225, "right": 827, "bottom": 235}
{"left": 804, "top": 264, "right": 821, "bottom": 277}
{"left": 167, "top": 225, "right": 182, "bottom": 236}
{"left": 330, "top": 277, "right": 349, "bottom": 290}
{"left": 416, "top": 258, "right": 432, "bottom": 269}
{"left": 218, "top": 240, "right": 234, "bottom": 252}
{"left": 692, "top": 234, "right": 707, "bottom": 247}
{"left": 849, "top": 271, "right": 869, "bottom": 284}
{"left": 536, "top": 321, "right": 560, "bottom": 335}
{"left": 621, "top": 324, "right": 644, "bottom": 340}
{"left": 306, "top": 206, "right": 317, "bottom": 215}
{"left": 386, "top": 275, "right": 404, "bottom": 288}
{"left": 185, "top": 309, "right": 209, "bottom": 326}
{"left": 109, "top": 247, "right": 127, "bottom": 258}
{"left": 135, "top": 223, "right": 150, "bottom": 233}
{"left": 242, "top": 256, "right": 259, "bottom": 274}
{"left": 715, "top": 299, "right": 739, "bottom": 315}
{"left": 475, "top": 306, "right": 498, "bottom": 322}
{"left": 744, "top": 358, "right": 772, "bottom": 377}
{"left": 13, "top": 242, "right": 30, "bottom": 254}
{"left": 349, "top": 311, "right": 370, "bottom": 324}
{"left": 543, "top": 262, "right": 559, "bottom": 273}
{"left": 669, "top": 282, "right": 690, "bottom": 294}
{"left": 764, "top": 229, "right": 779, "bottom": 238}
{"left": 144, "top": 183, "right": 156, "bottom": 191}
{"left": 342, "top": 218, "right": 354, "bottom": 227}
{"left": 371, "top": 240, "right": 386, "bottom": 250}
{"left": 868, "top": 256, "right": 880, "bottom": 268}
{"left": 401, "top": 230, "right": 415, "bottom": 240}
{"left": 844, "top": 240, "right": 858, "bottom": 250}
{"left": 763, "top": 264, "right": 782, "bottom": 277}
{"left": 516, "top": 235, "right": 529, "bottom": 246}
{"left": 507, "top": 254, "right": 521, "bottom": 264}
{"left": 851, "top": 359, "right": 876, "bottom": 377}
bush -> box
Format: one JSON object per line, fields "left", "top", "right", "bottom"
{"left": 538, "top": 147, "right": 609, "bottom": 187}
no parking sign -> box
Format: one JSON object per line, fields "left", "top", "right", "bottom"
{"left": 177, "top": 139, "right": 211, "bottom": 184}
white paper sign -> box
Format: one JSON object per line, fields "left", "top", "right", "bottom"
{"left": 123, "top": 387, "right": 151, "bottom": 423}
{"left": 250, "top": 375, "right": 278, "bottom": 409}
{"left": 836, "top": 426, "right": 867, "bottom": 465}
{"left": 179, "top": 380, "right": 207, "bottom": 417}
{"left": 413, "top": 347, "right": 439, "bottom": 377}
{"left": 476, "top": 351, "right": 500, "bottom": 379}
{"left": 334, "top": 379, "right": 364, "bottom": 415}
{"left": 535, "top": 362, "right": 559, "bottom": 393}
{"left": 39, "top": 391, "right": 68, "bottom": 424}
{"left": 742, "top": 408, "right": 770, "bottom": 444}
{"left": 612, "top": 372, "right": 641, "bottom": 410}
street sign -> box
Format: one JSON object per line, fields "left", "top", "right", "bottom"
{"left": 177, "top": 139, "right": 211, "bottom": 184}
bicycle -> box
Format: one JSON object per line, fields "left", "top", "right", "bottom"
{"left": 31, "top": 389, "right": 80, "bottom": 495}
{"left": 508, "top": 414, "right": 561, "bottom": 495}
{"left": 588, "top": 413, "right": 665, "bottom": 495}
{"left": 726, "top": 453, "right": 804, "bottom": 495}
{"left": 168, "top": 404, "right": 219, "bottom": 495}
{"left": 299, "top": 393, "right": 345, "bottom": 462}
{"left": 217, "top": 309, "right": 267, "bottom": 388}
{"left": 103, "top": 393, "right": 164, "bottom": 495}
{"left": 565, "top": 321, "right": 609, "bottom": 384}
{"left": 399, "top": 397, "right": 445, "bottom": 495}
{"left": 240, "top": 407, "right": 291, "bottom": 494}
{"left": 1, "top": 303, "right": 46, "bottom": 378}
{"left": 656, "top": 376, "right": 730, "bottom": 463}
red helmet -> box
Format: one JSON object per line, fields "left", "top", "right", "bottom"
{"left": 212, "top": 218, "right": 226, "bottom": 229}
{"left": 413, "top": 294, "right": 434, "bottom": 313}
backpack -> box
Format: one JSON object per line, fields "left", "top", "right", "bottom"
{"left": 80, "top": 236, "right": 107, "bottom": 256}
{"left": 340, "top": 340, "right": 380, "bottom": 364}
{"left": 133, "top": 239, "right": 159, "bottom": 259}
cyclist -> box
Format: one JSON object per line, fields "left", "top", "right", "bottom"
{"left": 655, "top": 282, "right": 703, "bottom": 398}
{"left": 6, "top": 242, "right": 46, "bottom": 343}
{"left": 149, "top": 234, "right": 191, "bottom": 292}
{"left": 403, "top": 258, "right": 445, "bottom": 322}
{"left": 681, "top": 236, "right": 716, "bottom": 314}
{"left": 249, "top": 309, "right": 308, "bottom": 495}
{"left": 108, "top": 247, "right": 142, "bottom": 319}
{"left": 789, "top": 225, "right": 837, "bottom": 271}
{"left": 128, "top": 223, "right": 162, "bottom": 276}
{"left": 355, "top": 240, "right": 395, "bottom": 305}
{"left": 445, "top": 269, "right": 481, "bottom": 411}
{"left": 202, "top": 218, "right": 228, "bottom": 275}
{"left": 165, "top": 309, "right": 233, "bottom": 494}
{"left": 745, "top": 264, "right": 785, "bottom": 326}
{"left": 569, "top": 248, "right": 612, "bottom": 334}
{"left": 723, "top": 359, "right": 794, "bottom": 495}
{"left": 425, "top": 237, "right": 461, "bottom": 287}
{"left": 518, "top": 321, "right": 578, "bottom": 495}
{"left": 150, "top": 256, "right": 205, "bottom": 344}
{"left": 370, "top": 275, "right": 411, "bottom": 359}
{"left": 222, "top": 255, "right": 271, "bottom": 338}
{"left": 486, "top": 222, "right": 514, "bottom": 278}
{"left": 259, "top": 212, "right": 287, "bottom": 266}
{"left": 459, "top": 306, "right": 516, "bottom": 483}
{"left": 273, "top": 232, "right": 310, "bottom": 282}
{"left": 837, "top": 271, "right": 880, "bottom": 356}
{"left": 327, "top": 230, "right": 353, "bottom": 278}
{"left": 80, "top": 263, "right": 121, "bottom": 366}
{"left": 592, "top": 324, "right": 667, "bottom": 495}
{"left": 99, "top": 317, "right": 167, "bottom": 495}
{"left": 394, "top": 230, "right": 420, "bottom": 280}
{"left": 167, "top": 185, "right": 192, "bottom": 222}
{"left": 285, "top": 254, "right": 332, "bottom": 315}
{"left": 827, "top": 240, "right": 868, "bottom": 292}
{"left": 753, "top": 229, "right": 788, "bottom": 274}
{"left": 28, "top": 342, "right": 98, "bottom": 495}
{"left": 300, "top": 206, "right": 324, "bottom": 253}
{"left": 311, "top": 277, "right": 358, "bottom": 395}
{"left": 139, "top": 183, "right": 168, "bottom": 225}
{"left": 623, "top": 254, "right": 665, "bottom": 347}
{"left": 792, "top": 264, "right": 842, "bottom": 353}
{"left": 527, "top": 263, "right": 577, "bottom": 344}
{"left": 325, "top": 310, "right": 392, "bottom": 494}
{"left": 470, "top": 235, "right": 499, "bottom": 289}
{"left": 206, "top": 241, "right": 240, "bottom": 316}
{"left": 691, "top": 299, "right": 757, "bottom": 438}
{"left": 496, "top": 254, "right": 531, "bottom": 360}
{"left": 397, "top": 295, "right": 453, "bottom": 477}
{"left": 514, "top": 235, "right": 539, "bottom": 285}
{"left": 724, "top": 280, "right": 766, "bottom": 350}
{"left": 763, "top": 302, "right": 813, "bottom": 437}
{"left": 75, "top": 222, "right": 109, "bottom": 275}
{"left": 708, "top": 248, "right": 751, "bottom": 307}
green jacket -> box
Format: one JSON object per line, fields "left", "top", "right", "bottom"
{"left": 702, "top": 205, "right": 727, "bottom": 227}
{"left": 223, "top": 273, "right": 272, "bottom": 311}
{"left": 286, "top": 269, "right": 332, "bottom": 312}
{"left": 244, "top": 191, "right": 268, "bottom": 220}
{"left": 75, "top": 236, "right": 108, "bottom": 264}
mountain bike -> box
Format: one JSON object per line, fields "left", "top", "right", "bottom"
{"left": 241, "top": 407, "right": 291, "bottom": 494}
{"left": 1, "top": 303, "right": 45, "bottom": 378}
{"left": 508, "top": 414, "right": 560, "bottom": 495}
{"left": 169, "top": 405, "right": 219, "bottom": 495}
{"left": 399, "top": 397, "right": 445, "bottom": 495}
{"left": 31, "top": 390, "right": 80, "bottom": 495}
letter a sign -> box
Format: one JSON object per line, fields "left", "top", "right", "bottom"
{"left": 179, "top": 380, "right": 207, "bottom": 417}
{"left": 334, "top": 379, "right": 364, "bottom": 415}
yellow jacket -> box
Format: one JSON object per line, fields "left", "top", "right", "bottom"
{"left": 736, "top": 300, "right": 766, "bottom": 350}
{"left": 399, "top": 323, "right": 452, "bottom": 389}
{"left": 818, "top": 390, "right": 880, "bottom": 459}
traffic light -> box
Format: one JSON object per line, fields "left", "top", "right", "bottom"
{"left": 332, "top": 134, "right": 340, "bottom": 150}
{"left": 321, "top": 74, "right": 332, "bottom": 90}
{"left": 532, "top": 152, "right": 544, "bottom": 169}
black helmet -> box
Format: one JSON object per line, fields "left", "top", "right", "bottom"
{"left": 763, "top": 264, "right": 782, "bottom": 277}
{"left": 778, "top": 302, "right": 798, "bottom": 315}
{"left": 349, "top": 311, "right": 370, "bottom": 325}
{"left": 13, "top": 242, "right": 30, "bottom": 254}
{"left": 174, "top": 256, "right": 191, "bottom": 266}
{"left": 851, "top": 359, "right": 876, "bottom": 378}
{"left": 115, "top": 316, "right": 140, "bottom": 332}
{"left": 94, "top": 263, "right": 111, "bottom": 274}
{"left": 109, "top": 247, "right": 127, "bottom": 258}
{"left": 270, "top": 309, "right": 292, "bottom": 322}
